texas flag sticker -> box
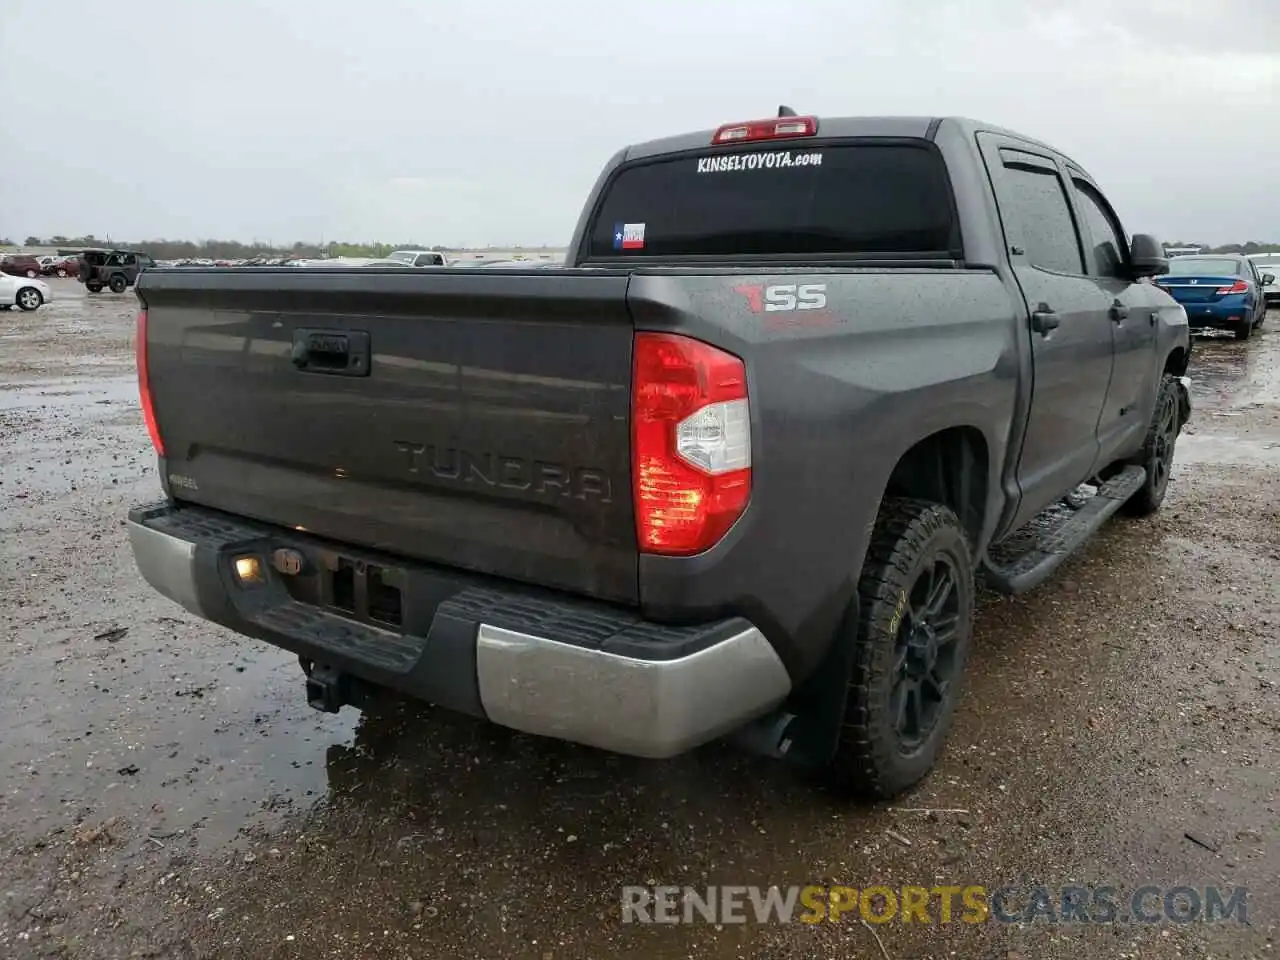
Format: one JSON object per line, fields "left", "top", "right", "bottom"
{"left": 613, "top": 222, "right": 645, "bottom": 251}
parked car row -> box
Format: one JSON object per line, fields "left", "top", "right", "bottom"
{"left": 156, "top": 250, "right": 564, "bottom": 269}
{"left": 2, "top": 253, "right": 83, "bottom": 277}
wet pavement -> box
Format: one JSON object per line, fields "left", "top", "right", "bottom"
{"left": 1, "top": 280, "right": 1276, "bottom": 959}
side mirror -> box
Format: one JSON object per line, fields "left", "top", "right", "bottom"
{"left": 1129, "top": 234, "right": 1168, "bottom": 277}
{"left": 1263, "top": 273, "right": 1276, "bottom": 285}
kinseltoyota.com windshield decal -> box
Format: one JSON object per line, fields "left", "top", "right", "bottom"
{"left": 696, "top": 151, "right": 823, "bottom": 174}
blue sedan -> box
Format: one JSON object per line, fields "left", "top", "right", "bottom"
{"left": 1155, "top": 254, "right": 1270, "bottom": 341}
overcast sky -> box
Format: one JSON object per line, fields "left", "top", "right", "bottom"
{"left": 2, "top": 0, "right": 1276, "bottom": 247}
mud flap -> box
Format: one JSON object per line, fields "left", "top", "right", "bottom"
{"left": 1176, "top": 376, "right": 1193, "bottom": 429}
{"left": 779, "top": 592, "right": 862, "bottom": 769}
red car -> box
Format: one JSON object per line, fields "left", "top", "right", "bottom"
{"left": 42, "top": 256, "right": 81, "bottom": 278}
{"left": 1, "top": 255, "right": 42, "bottom": 278}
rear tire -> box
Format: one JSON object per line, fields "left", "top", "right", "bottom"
{"left": 1234, "top": 320, "right": 1252, "bottom": 341}
{"left": 24, "top": 269, "right": 37, "bottom": 278}
{"left": 86, "top": 282, "right": 102, "bottom": 293}
{"left": 1123, "top": 373, "right": 1182, "bottom": 517}
{"left": 828, "top": 498, "right": 975, "bottom": 800}
{"left": 108, "top": 274, "right": 128, "bottom": 294}
{"left": 56, "top": 268, "right": 67, "bottom": 278}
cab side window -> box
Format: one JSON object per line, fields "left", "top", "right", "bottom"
{"left": 999, "top": 159, "right": 1085, "bottom": 275}
{"left": 1072, "top": 180, "right": 1129, "bottom": 279}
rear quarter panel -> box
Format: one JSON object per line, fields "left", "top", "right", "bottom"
{"left": 628, "top": 269, "right": 1022, "bottom": 676}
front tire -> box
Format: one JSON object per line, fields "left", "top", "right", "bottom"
{"left": 108, "top": 274, "right": 128, "bottom": 294}
{"left": 829, "top": 498, "right": 975, "bottom": 800}
{"left": 1123, "top": 373, "right": 1182, "bottom": 517}
{"left": 16, "top": 287, "right": 43, "bottom": 311}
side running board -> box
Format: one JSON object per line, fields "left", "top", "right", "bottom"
{"left": 981, "top": 465, "right": 1148, "bottom": 595}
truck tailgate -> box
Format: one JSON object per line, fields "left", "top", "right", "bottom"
{"left": 137, "top": 268, "right": 638, "bottom": 603}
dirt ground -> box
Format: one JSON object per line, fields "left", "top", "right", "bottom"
{"left": 1, "top": 279, "right": 1276, "bottom": 960}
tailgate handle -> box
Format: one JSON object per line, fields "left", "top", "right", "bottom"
{"left": 291, "top": 328, "right": 370, "bottom": 377}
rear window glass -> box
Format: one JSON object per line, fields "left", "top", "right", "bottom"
{"left": 587, "top": 143, "right": 958, "bottom": 259}
{"left": 1166, "top": 257, "right": 1241, "bottom": 276}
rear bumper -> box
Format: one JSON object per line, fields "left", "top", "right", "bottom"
{"left": 127, "top": 502, "right": 791, "bottom": 759}
{"left": 1179, "top": 297, "right": 1255, "bottom": 328}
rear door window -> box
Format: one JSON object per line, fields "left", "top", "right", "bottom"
{"left": 587, "top": 142, "right": 959, "bottom": 259}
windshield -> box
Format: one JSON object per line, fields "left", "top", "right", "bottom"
{"left": 1166, "top": 257, "right": 1241, "bottom": 276}
{"left": 587, "top": 142, "right": 958, "bottom": 259}
{"left": 384, "top": 251, "right": 417, "bottom": 264}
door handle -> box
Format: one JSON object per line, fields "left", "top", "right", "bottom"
{"left": 1109, "top": 300, "right": 1130, "bottom": 323}
{"left": 1031, "top": 306, "right": 1060, "bottom": 335}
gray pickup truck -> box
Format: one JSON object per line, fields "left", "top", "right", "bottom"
{"left": 127, "top": 112, "right": 1190, "bottom": 799}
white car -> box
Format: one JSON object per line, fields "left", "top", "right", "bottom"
{"left": 1249, "top": 258, "right": 1280, "bottom": 305}
{"left": 377, "top": 250, "right": 450, "bottom": 267}
{"left": 0, "top": 274, "right": 53, "bottom": 312}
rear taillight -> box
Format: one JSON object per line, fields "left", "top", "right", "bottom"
{"left": 136, "top": 308, "right": 164, "bottom": 456}
{"left": 1216, "top": 279, "right": 1249, "bottom": 295}
{"left": 712, "top": 115, "right": 818, "bottom": 144}
{"left": 632, "top": 333, "right": 751, "bottom": 556}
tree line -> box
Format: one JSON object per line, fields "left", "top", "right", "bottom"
{"left": 1165, "top": 241, "right": 1280, "bottom": 255}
